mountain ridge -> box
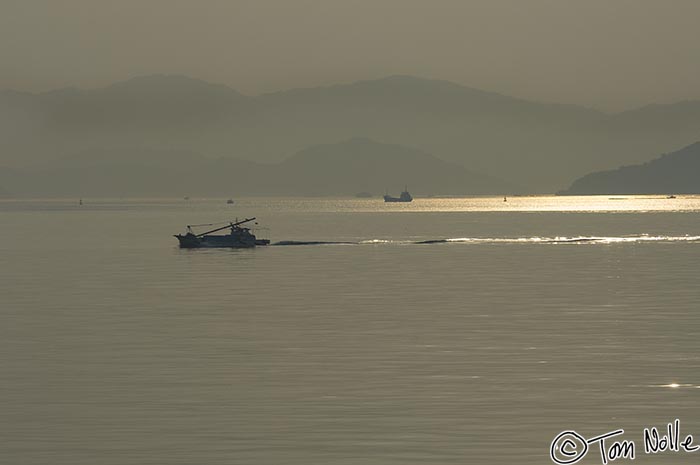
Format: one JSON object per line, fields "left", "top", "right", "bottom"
{"left": 559, "top": 141, "right": 700, "bottom": 195}
{"left": 8, "top": 73, "right": 697, "bottom": 114}
{"left": 2, "top": 74, "right": 700, "bottom": 192}
{"left": 0, "top": 138, "right": 520, "bottom": 197}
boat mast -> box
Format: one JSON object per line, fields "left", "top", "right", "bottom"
{"left": 193, "top": 217, "right": 257, "bottom": 237}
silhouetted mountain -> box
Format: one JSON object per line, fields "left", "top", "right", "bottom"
{"left": 610, "top": 101, "right": 700, "bottom": 132}
{"left": 0, "top": 139, "right": 518, "bottom": 197}
{"left": 2, "top": 74, "right": 700, "bottom": 192}
{"left": 0, "top": 148, "right": 259, "bottom": 197}
{"left": 258, "top": 75, "right": 599, "bottom": 119}
{"left": 271, "top": 137, "right": 518, "bottom": 196}
{"left": 559, "top": 142, "right": 700, "bottom": 195}
{"left": 41, "top": 74, "right": 252, "bottom": 129}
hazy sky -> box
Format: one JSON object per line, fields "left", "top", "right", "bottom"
{"left": 1, "top": 0, "right": 699, "bottom": 110}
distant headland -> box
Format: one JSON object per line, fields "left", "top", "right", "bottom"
{"left": 559, "top": 141, "right": 700, "bottom": 195}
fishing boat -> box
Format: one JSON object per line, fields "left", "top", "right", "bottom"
{"left": 174, "top": 218, "right": 270, "bottom": 248}
{"left": 383, "top": 186, "right": 413, "bottom": 203}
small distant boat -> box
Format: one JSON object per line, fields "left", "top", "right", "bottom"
{"left": 227, "top": 199, "right": 234, "bottom": 204}
{"left": 183, "top": 196, "right": 190, "bottom": 200}
{"left": 175, "top": 218, "right": 270, "bottom": 248}
{"left": 384, "top": 186, "right": 413, "bottom": 203}
{"left": 667, "top": 195, "right": 677, "bottom": 199}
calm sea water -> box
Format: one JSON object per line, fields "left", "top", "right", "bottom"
{"left": 2, "top": 196, "right": 700, "bottom": 465}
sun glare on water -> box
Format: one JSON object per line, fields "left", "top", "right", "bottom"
{"left": 304, "top": 194, "right": 700, "bottom": 213}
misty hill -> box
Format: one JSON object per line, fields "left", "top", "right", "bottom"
{"left": 2, "top": 74, "right": 700, "bottom": 192}
{"left": 610, "top": 101, "right": 700, "bottom": 133}
{"left": 257, "top": 75, "right": 601, "bottom": 121}
{"left": 0, "top": 148, "right": 258, "bottom": 198}
{"left": 271, "top": 137, "right": 518, "bottom": 196}
{"left": 559, "top": 142, "right": 700, "bottom": 195}
{"left": 33, "top": 75, "right": 251, "bottom": 126}
{"left": 0, "top": 139, "right": 518, "bottom": 197}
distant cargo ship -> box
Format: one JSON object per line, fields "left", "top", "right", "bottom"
{"left": 383, "top": 187, "right": 413, "bottom": 203}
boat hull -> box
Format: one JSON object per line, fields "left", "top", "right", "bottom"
{"left": 383, "top": 196, "right": 412, "bottom": 202}
{"left": 175, "top": 233, "right": 269, "bottom": 249}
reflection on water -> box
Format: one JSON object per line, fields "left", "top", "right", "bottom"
{"left": 1, "top": 197, "right": 699, "bottom": 464}
{"left": 2, "top": 194, "right": 700, "bottom": 214}
{"left": 274, "top": 235, "right": 700, "bottom": 246}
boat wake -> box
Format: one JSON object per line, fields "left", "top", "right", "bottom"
{"left": 426, "top": 235, "right": 700, "bottom": 244}
{"left": 272, "top": 240, "right": 358, "bottom": 246}
{"left": 273, "top": 235, "right": 700, "bottom": 247}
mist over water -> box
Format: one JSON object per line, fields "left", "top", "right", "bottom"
{"left": 2, "top": 196, "right": 700, "bottom": 464}
{"left": 3, "top": 2, "right": 700, "bottom": 462}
